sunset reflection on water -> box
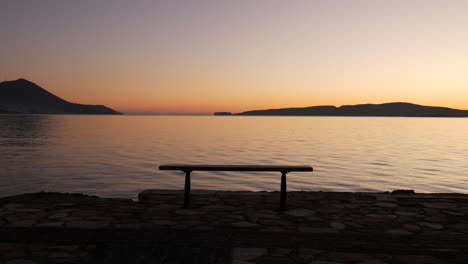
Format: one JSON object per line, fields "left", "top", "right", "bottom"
{"left": 1, "top": 115, "right": 467, "bottom": 198}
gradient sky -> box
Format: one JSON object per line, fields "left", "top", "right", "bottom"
{"left": 2, "top": 0, "right": 468, "bottom": 113}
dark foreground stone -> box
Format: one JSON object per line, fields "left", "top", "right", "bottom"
{"left": 1, "top": 190, "right": 468, "bottom": 263}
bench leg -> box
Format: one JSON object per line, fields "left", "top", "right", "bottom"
{"left": 184, "top": 171, "right": 191, "bottom": 208}
{"left": 281, "top": 171, "right": 287, "bottom": 211}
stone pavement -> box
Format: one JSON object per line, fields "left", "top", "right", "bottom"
{"left": 1, "top": 190, "right": 468, "bottom": 263}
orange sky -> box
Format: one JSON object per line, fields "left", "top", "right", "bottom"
{"left": 2, "top": 0, "right": 468, "bottom": 113}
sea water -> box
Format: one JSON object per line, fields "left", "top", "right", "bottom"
{"left": 1, "top": 115, "right": 467, "bottom": 198}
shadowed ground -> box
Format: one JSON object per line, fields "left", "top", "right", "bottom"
{"left": 1, "top": 190, "right": 468, "bottom": 263}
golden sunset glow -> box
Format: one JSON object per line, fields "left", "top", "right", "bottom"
{"left": 2, "top": 0, "right": 468, "bottom": 113}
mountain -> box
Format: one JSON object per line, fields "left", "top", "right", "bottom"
{"left": 236, "top": 102, "right": 468, "bottom": 117}
{"left": 0, "top": 79, "right": 121, "bottom": 115}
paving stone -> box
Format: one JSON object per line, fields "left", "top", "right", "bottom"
{"left": 385, "top": 229, "right": 412, "bottom": 235}
{"left": 306, "top": 216, "right": 323, "bottom": 222}
{"left": 270, "top": 248, "right": 292, "bottom": 256}
{"left": 6, "top": 220, "right": 36, "bottom": 228}
{"left": 0, "top": 211, "right": 14, "bottom": 217}
{"left": 148, "top": 204, "right": 179, "bottom": 211}
{"left": 5, "top": 260, "right": 37, "bottom": 264}
{"left": 113, "top": 223, "right": 143, "bottom": 229}
{"left": 422, "top": 230, "right": 462, "bottom": 235}
{"left": 3, "top": 249, "right": 26, "bottom": 259}
{"left": 423, "top": 207, "right": 439, "bottom": 215}
{"left": 150, "top": 220, "right": 176, "bottom": 225}
{"left": 297, "top": 248, "right": 323, "bottom": 261}
{"left": 225, "top": 214, "right": 245, "bottom": 221}
{"left": 376, "top": 195, "right": 396, "bottom": 202}
{"left": 357, "top": 260, "right": 388, "bottom": 264}
{"left": 259, "top": 227, "right": 287, "bottom": 232}
{"left": 53, "top": 209, "right": 75, "bottom": 213}
{"left": 396, "top": 216, "right": 416, "bottom": 223}
{"left": 393, "top": 255, "right": 445, "bottom": 264}
{"left": 254, "top": 256, "right": 293, "bottom": 264}
{"left": 36, "top": 222, "right": 64, "bottom": 228}
{"left": 20, "top": 215, "right": 44, "bottom": 221}
{"left": 328, "top": 252, "right": 371, "bottom": 262}
{"left": 3, "top": 204, "right": 24, "bottom": 209}
{"left": 299, "top": 227, "right": 339, "bottom": 234}
{"left": 201, "top": 205, "right": 236, "bottom": 211}
{"left": 13, "top": 209, "right": 42, "bottom": 213}
{"left": 343, "top": 221, "right": 364, "bottom": 229}
{"left": 258, "top": 219, "right": 290, "bottom": 226}
{"left": 49, "top": 213, "right": 68, "bottom": 219}
{"left": 171, "top": 224, "right": 188, "bottom": 230}
{"left": 0, "top": 243, "right": 21, "bottom": 251}
{"left": 315, "top": 208, "right": 345, "bottom": 214}
{"left": 54, "top": 203, "right": 76, "bottom": 207}
{"left": 420, "top": 222, "right": 443, "bottom": 229}
{"left": 308, "top": 261, "right": 343, "bottom": 264}
{"left": 448, "top": 223, "right": 468, "bottom": 230}
{"left": 232, "top": 248, "right": 267, "bottom": 261}
{"left": 49, "top": 252, "right": 75, "bottom": 258}
{"left": 253, "top": 213, "right": 281, "bottom": 219}
{"left": 192, "top": 225, "right": 215, "bottom": 231}
{"left": 395, "top": 211, "right": 419, "bottom": 216}
{"left": 232, "top": 260, "right": 254, "bottom": 264}
{"left": 421, "top": 203, "right": 455, "bottom": 209}
{"left": 232, "top": 221, "right": 258, "bottom": 228}
{"left": 71, "top": 210, "right": 102, "bottom": 217}
{"left": 174, "top": 209, "right": 203, "bottom": 215}
{"left": 4, "top": 216, "right": 19, "bottom": 222}
{"left": 366, "top": 214, "right": 397, "bottom": 219}
{"left": 375, "top": 202, "right": 397, "bottom": 208}
{"left": 402, "top": 224, "right": 421, "bottom": 232}
{"left": 285, "top": 209, "right": 315, "bottom": 217}
{"left": 375, "top": 254, "right": 393, "bottom": 262}
{"left": 48, "top": 246, "right": 79, "bottom": 251}
{"left": 66, "top": 220, "right": 109, "bottom": 229}
{"left": 360, "top": 217, "right": 387, "bottom": 223}
{"left": 443, "top": 210, "right": 464, "bottom": 216}
{"left": 61, "top": 217, "right": 81, "bottom": 221}
{"left": 30, "top": 250, "right": 48, "bottom": 257}
{"left": 330, "top": 222, "right": 346, "bottom": 230}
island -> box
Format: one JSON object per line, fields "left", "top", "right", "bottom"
{"left": 214, "top": 112, "right": 233, "bottom": 116}
{"left": 226, "top": 102, "right": 468, "bottom": 117}
{"left": 0, "top": 78, "right": 122, "bottom": 115}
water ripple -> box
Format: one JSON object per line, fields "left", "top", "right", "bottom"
{"left": 1, "top": 115, "right": 468, "bottom": 198}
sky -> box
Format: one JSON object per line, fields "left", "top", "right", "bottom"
{"left": 2, "top": 0, "right": 468, "bottom": 113}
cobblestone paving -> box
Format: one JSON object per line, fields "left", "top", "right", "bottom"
{"left": 1, "top": 190, "right": 468, "bottom": 263}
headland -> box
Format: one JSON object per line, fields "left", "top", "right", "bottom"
{"left": 215, "top": 102, "right": 468, "bottom": 117}
{"left": 0, "top": 79, "right": 121, "bottom": 115}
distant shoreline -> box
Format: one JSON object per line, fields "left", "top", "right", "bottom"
{"left": 215, "top": 102, "right": 468, "bottom": 118}
{"left": 1, "top": 113, "right": 467, "bottom": 118}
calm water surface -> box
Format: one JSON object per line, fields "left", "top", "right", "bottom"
{"left": 1, "top": 115, "right": 467, "bottom": 198}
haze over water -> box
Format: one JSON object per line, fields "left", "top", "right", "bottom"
{"left": 1, "top": 115, "right": 466, "bottom": 199}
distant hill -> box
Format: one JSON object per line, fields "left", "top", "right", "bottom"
{"left": 0, "top": 79, "right": 121, "bottom": 115}
{"left": 236, "top": 102, "right": 468, "bottom": 117}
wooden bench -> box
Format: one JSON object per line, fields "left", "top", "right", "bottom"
{"left": 159, "top": 164, "right": 313, "bottom": 210}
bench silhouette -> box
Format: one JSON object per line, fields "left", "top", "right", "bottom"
{"left": 159, "top": 164, "right": 313, "bottom": 210}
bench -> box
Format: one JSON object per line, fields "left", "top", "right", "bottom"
{"left": 159, "top": 164, "right": 313, "bottom": 210}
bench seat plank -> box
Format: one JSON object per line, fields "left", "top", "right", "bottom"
{"left": 159, "top": 164, "right": 313, "bottom": 172}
